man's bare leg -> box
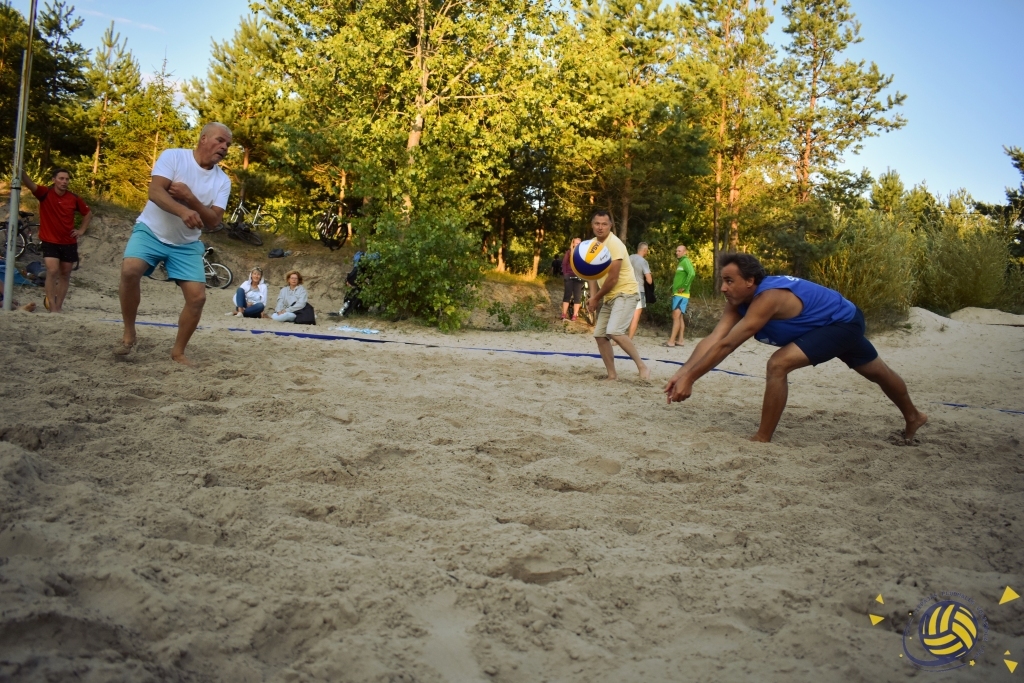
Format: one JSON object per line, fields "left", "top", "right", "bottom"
{"left": 753, "top": 344, "right": 812, "bottom": 442}
{"left": 595, "top": 336, "right": 618, "bottom": 380}
{"left": 667, "top": 308, "right": 682, "bottom": 346}
{"left": 171, "top": 280, "right": 207, "bottom": 365}
{"left": 53, "top": 261, "right": 74, "bottom": 311}
{"left": 853, "top": 357, "right": 928, "bottom": 440}
{"left": 43, "top": 257, "right": 60, "bottom": 312}
{"left": 609, "top": 334, "right": 650, "bottom": 380}
{"left": 118, "top": 257, "right": 149, "bottom": 350}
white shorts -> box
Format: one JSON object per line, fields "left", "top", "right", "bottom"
{"left": 635, "top": 291, "right": 647, "bottom": 310}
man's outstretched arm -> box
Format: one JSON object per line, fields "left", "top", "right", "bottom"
{"left": 20, "top": 172, "right": 37, "bottom": 194}
{"left": 665, "top": 292, "right": 783, "bottom": 403}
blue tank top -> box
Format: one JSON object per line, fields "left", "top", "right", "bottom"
{"left": 738, "top": 275, "right": 856, "bottom": 347}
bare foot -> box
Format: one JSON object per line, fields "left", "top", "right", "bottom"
{"left": 638, "top": 363, "right": 650, "bottom": 381}
{"left": 113, "top": 336, "right": 137, "bottom": 356}
{"left": 749, "top": 434, "right": 771, "bottom": 443}
{"left": 171, "top": 352, "right": 196, "bottom": 367}
{"left": 596, "top": 374, "right": 617, "bottom": 381}
{"left": 19, "top": 302, "right": 36, "bottom": 312}
{"left": 904, "top": 411, "right": 928, "bottom": 441}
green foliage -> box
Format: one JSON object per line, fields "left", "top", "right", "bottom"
{"left": 916, "top": 218, "right": 1008, "bottom": 314}
{"left": 811, "top": 209, "right": 918, "bottom": 322}
{"left": 486, "top": 296, "right": 549, "bottom": 331}
{"left": 358, "top": 212, "right": 483, "bottom": 332}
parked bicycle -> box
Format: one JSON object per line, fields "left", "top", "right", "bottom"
{"left": 315, "top": 203, "right": 351, "bottom": 251}
{"left": 0, "top": 210, "right": 39, "bottom": 258}
{"left": 578, "top": 280, "right": 595, "bottom": 325}
{"left": 147, "top": 243, "right": 233, "bottom": 289}
{"left": 207, "top": 199, "right": 273, "bottom": 246}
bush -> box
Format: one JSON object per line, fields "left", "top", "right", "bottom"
{"left": 996, "top": 260, "right": 1024, "bottom": 314}
{"left": 486, "top": 296, "right": 549, "bottom": 331}
{"left": 359, "top": 211, "right": 482, "bottom": 331}
{"left": 916, "top": 220, "right": 1008, "bottom": 314}
{"left": 811, "top": 210, "right": 918, "bottom": 323}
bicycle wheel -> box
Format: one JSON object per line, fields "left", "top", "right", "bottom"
{"left": 0, "top": 228, "right": 26, "bottom": 258}
{"left": 238, "top": 225, "right": 263, "bottom": 246}
{"left": 203, "top": 222, "right": 226, "bottom": 234}
{"left": 148, "top": 262, "right": 170, "bottom": 281}
{"left": 206, "top": 262, "right": 233, "bottom": 289}
{"left": 579, "top": 284, "right": 594, "bottom": 324}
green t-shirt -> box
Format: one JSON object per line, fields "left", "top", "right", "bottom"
{"left": 672, "top": 256, "right": 695, "bottom": 296}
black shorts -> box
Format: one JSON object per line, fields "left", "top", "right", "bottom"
{"left": 793, "top": 308, "right": 878, "bottom": 369}
{"left": 41, "top": 241, "right": 79, "bottom": 263}
{"left": 562, "top": 277, "right": 583, "bottom": 304}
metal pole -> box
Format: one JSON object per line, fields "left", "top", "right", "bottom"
{"left": 4, "top": 0, "right": 38, "bottom": 312}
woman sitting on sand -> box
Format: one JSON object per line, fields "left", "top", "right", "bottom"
{"left": 271, "top": 270, "right": 308, "bottom": 322}
{"left": 233, "top": 267, "right": 268, "bottom": 318}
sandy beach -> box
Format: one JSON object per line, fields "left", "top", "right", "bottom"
{"left": 1, "top": 215, "right": 1022, "bottom": 682}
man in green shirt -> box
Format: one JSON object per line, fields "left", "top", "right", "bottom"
{"left": 666, "top": 244, "right": 695, "bottom": 347}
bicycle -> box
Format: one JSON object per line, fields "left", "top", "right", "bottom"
{"left": 315, "top": 203, "right": 351, "bottom": 251}
{"left": 578, "top": 280, "right": 595, "bottom": 325}
{"left": 0, "top": 211, "right": 39, "bottom": 258}
{"left": 147, "top": 243, "right": 233, "bottom": 289}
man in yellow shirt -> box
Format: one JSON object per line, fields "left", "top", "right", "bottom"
{"left": 584, "top": 211, "right": 650, "bottom": 381}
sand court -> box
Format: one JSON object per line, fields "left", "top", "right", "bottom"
{"left": 1, "top": 219, "right": 1023, "bottom": 681}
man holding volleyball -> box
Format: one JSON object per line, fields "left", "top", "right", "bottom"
{"left": 580, "top": 211, "right": 650, "bottom": 381}
{"left": 664, "top": 253, "right": 927, "bottom": 442}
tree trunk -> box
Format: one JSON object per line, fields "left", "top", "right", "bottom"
{"left": 496, "top": 216, "right": 507, "bottom": 273}
{"left": 728, "top": 162, "right": 741, "bottom": 251}
{"left": 618, "top": 163, "right": 631, "bottom": 242}
{"left": 403, "top": 0, "right": 428, "bottom": 216}
{"left": 91, "top": 93, "right": 109, "bottom": 190}
{"left": 797, "top": 37, "right": 820, "bottom": 204}
{"left": 530, "top": 224, "right": 545, "bottom": 279}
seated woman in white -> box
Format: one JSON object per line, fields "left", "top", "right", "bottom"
{"left": 233, "top": 267, "right": 268, "bottom": 318}
{"left": 271, "top": 270, "right": 308, "bottom": 322}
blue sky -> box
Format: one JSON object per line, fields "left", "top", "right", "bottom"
{"left": 9, "top": 0, "right": 1023, "bottom": 203}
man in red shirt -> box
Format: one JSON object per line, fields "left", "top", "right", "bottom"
{"left": 21, "top": 168, "right": 91, "bottom": 312}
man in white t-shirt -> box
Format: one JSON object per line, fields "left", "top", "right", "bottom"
{"left": 115, "top": 122, "right": 233, "bottom": 364}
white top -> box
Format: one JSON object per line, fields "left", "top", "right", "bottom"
{"left": 239, "top": 279, "right": 268, "bottom": 307}
{"left": 137, "top": 148, "right": 231, "bottom": 245}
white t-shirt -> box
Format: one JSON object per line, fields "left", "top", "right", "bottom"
{"left": 137, "top": 148, "right": 231, "bottom": 245}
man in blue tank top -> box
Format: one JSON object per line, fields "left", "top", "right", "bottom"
{"left": 664, "top": 253, "right": 927, "bottom": 443}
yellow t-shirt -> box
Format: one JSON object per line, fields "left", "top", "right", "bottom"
{"left": 596, "top": 233, "right": 639, "bottom": 298}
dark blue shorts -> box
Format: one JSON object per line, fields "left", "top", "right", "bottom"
{"left": 793, "top": 308, "right": 878, "bottom": 369}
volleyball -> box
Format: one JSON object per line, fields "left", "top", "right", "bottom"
{"left": 570, "top": 239, "right": 613, "bottom": 280}
{"left": 919, "top": 601, "right": 978, "bottom": 659}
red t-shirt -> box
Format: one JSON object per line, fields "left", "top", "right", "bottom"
{"left": 32, "top": 185, "right": 90, "bottom": 245}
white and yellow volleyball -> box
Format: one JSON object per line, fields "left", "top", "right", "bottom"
{"left": 570, "top": 238, "right": 612, "bottom": 280}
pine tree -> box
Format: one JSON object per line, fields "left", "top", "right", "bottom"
{"left": 779, "top": 0, "right": 906, "bottom": 203}
{"left": 85, "top": 22, "right": 141, "bottom": 190}
{"left": 186, "top": 15, "right": 282, "bottom": 204}
{"left": 687, "top": 0, "right": 780, "bottom": 267}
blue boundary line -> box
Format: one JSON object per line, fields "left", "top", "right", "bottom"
{"left": 100, "top": 319, "right": 1023, "bottom": 416}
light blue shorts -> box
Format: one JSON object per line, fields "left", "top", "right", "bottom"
{"left": 123, "top": 223, "right": 205, "bottom": 283}
{"left": 672, "top": 295, "right": 690, "bottom": 313}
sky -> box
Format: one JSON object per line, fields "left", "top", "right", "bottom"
{"left": 8, "top": 0, "right": 1023, "bottom": 204}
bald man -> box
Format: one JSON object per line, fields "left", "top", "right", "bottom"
{"left": 116, "top": 123, "right": 233, "bottom": 364}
